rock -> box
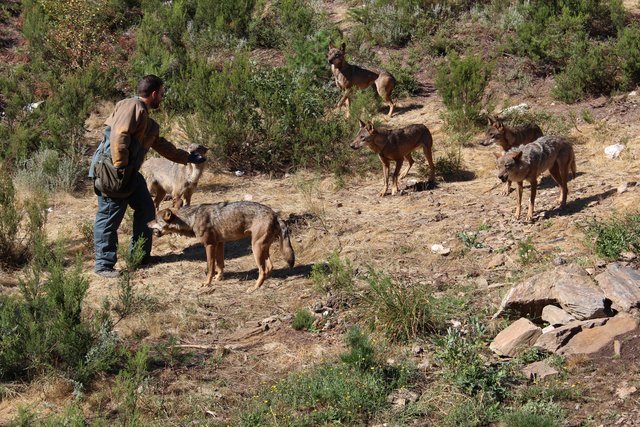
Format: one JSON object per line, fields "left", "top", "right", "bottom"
{"left": 596, "top": 259, "right": 607, "bottom": 268}
{"left": 501, "top": 103, "right": 529, "bottom": 116}
{"left": 431, "top": 244, "right": 450, "bottom": 256}
{"left": 559, "top": 314, "right": 638, "bottom": 356}
{"left": 542, "top": 325, "right": 555, "bottom": 333}
{"left": 616, "top": 385, "right": 637, "bottom": 400}
{"left": 617, "top": 183, "right": 628, "bottom": 194}
{"left": 490, "top": 318, "right": 542, "bottom": 357}
{"left": 595, "top": 263, "right": 640, "bottom": 312}
{"left": 553, "top": 265, "right": 607, "bottom": 320}
{"left": 604, "top": 143, "right": 625, "bottom": 159}
{"left": 614, "top": 340, "right": 621, "bottom": 356}
{"left": 493, "top": 270, "right": 556, "bottom": 319}
{"left": 620, "top": 251, "right": 637, "bottom": 261}
{"left": 534, "top": 318, "right": 609, "bottom": 353}
{"left": 486, "top": 253, "right": 507, "bottom": 269}
{"left": 412, "top": 345, "right": 424, "bottom": 355}
{"left": 475, "top": 277, "right": 489, "bottom": 288}
{"left": 542, "top": 305, "right": 576, "bottom": 326}
{"left": 553, "top": 256, "right": 566, "bottom": 266}
{"left": 521, "top": 360, "right": 559, "bottom": 381}
{"left": 387, "top": 388, "right": 419, "bottom": 409}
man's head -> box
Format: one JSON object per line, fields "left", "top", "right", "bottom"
{"left": 138, "top": 75, "right": 164, "bottom": 109}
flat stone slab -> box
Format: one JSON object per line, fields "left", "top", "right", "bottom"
{"left": 542, "top": 305, "right": 576, "bottom": 326}
{"left": 559, "top": 314, "right": 639, "bottom": 356}
{"left": 493, "top": 270, "right": 557, "bottom": 319}
{"left": 595, "top": 263, "right": 640, "bottom": 312}
{"left": 534, "top": 318, "right": 609, "bottom": 353}
{"left": 521, "top": 360, "right": 559, "bottom": 381}
{"left": 490, "top": 317, "right": 542, "bottom": 357}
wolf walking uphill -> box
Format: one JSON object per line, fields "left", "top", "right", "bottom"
{"left": 89, "top": 75, "right": 206, "bottom": 278}
{"left": 351, "top": 120, "right": 436, "bottom": 196}
{"left": 147, "top": 201, "right": 295, "bottom": 292}
{"left": 495, "top": 135, "right": 576, "bottom": 222}
{"left": 327, "top": 43, "right": 396, "bottom": 117}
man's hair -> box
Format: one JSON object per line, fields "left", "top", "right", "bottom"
{"left": 137, "top": 75, "right": 164, "bottom": 97}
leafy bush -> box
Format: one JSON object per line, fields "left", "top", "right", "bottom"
{"left": 552, "top": 40, "right": 615, "bottom": 103}
{"left": 0, "top": 254, "right": 119, "bottom": 384}
{"left": 292, "top": 308, "right": 316, "bottom": 331}
{"left": 581, "top": 212, "right": 640, "bottom": 259}
{"left": 14, "top": 147, "right": 86, "bottom": 193}
{"left": 363, "top": 268, "right": 445, "bottom": 342}
{"left": 436, "top": 52, "right": 492, "bottom": 131}
{"left": 615, "top": 23, "right": 640, "bottom": 90}
{"left": 310, "top": 251, "right": 355, "bottom": 305}
{"left": 239, "top": 327, "right": 413, "bottom": 425}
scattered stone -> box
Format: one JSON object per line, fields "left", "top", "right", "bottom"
{"left": 587, "top": 201, "right": 599, "bottom": 208}
{"left": 521, "top": 360, "right": 559, "bottom": 381}
{"left": 559, "top": 314, "right": 638, "bottom": 356}
{"left": 553, "top": 256, "right": 566, "bottom": 266}
{"left": 488, "top": 282, "right": 507, "bottom": 290}
{"left": 585, "top": 268, "right": 595, "bottom": 276}
{"left": 604, "top": 143, "right": 625, "bottom": 159}
{"left": 534, "top": 318, "right": 609, "bottom": 353}
{"left": 493, "top": 270, "right": 556, "bottom": 319}
{"left": 596, "top": 259, "right": 607, "bottom": 268}
{"left": 553, "top": 265, "right": 607, "bottom": 320}
{"left": 431, "top": 244, "right": 450, "bottom": 256}
{"left": 542, "top": 325, "right": 555, "bottom": 334}
{"left": 542, "top": 305, "right": 575, "bottom": 326}
{"left": 475, "top": 277, "right": 489, "bottom": 288}
{"left": 617, "top": 183, "right": 628, "bottom": 194}
{"left": 616, "top": 385, "right": 637, "bottom": 400}
{"left": 620, "top": 251, "right": 637, "bottom": 262}
{"left": 490, "top": 318, "right": 542, "bottom": 357}
{"left": 614, "top": 340, "right": 621, "bottom": 357}
{"left": 336, "top": 202, "right": 343, "bottom": 208}
{"left": 595, "top": 263, "right": 640, "bottom": 312}
{"left": 412, "top": 345, "right": 424, "bottom": 355}
{"left": 486, "top": 253, "right": 507, "bottom": 269}
{"left": 387, "top": 388, "right": 419, "bottom": 409}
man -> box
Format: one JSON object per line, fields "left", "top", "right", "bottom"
{"left": 89, "top": 75, "right": 206, "bottom": 278}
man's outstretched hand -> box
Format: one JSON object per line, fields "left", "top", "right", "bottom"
{"left": 187, "top": 152, "right": 206, "bottom": 164}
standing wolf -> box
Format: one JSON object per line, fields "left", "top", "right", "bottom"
{"left": 327, "top": 43, "right": 396, "bottom": 117}
{"left": 482, "top": 117, "right": 543, "bottom": 195}
{"left": 496, "top": 136, "right": 576, "bottom": 221}
{"left": 147, "top": 201, "right": 295, "bottom": 292}
{"left": 351, "top": 120, "right": 435, "bottom": 196}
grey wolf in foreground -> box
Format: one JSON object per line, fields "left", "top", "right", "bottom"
{"left": 147, "top": 201, "right": 295, "bottom": 291}
{"left": 482, "top": 117, "right": 543, "bottom": 195}
{"left": 496, "top": 136, "right": 576, "bottom": 221}
{"left": 327, "top": 43, "right": 396, "bottom": 117}
{"left": 351, "top": 120, "right": 435, "bottom": 196}
{"left": 141, "top": 143, "right": 208, "bottom": 209}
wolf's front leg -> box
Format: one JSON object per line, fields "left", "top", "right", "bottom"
{"left": 214, "top": 242, "right": 224, "bottom": 281}
{"left": 202, "top": 242, "right": 217, "bottom": 287}
{"left": 501, "top": 180, "right": 511, "bottom": 196}
{"left": 379, "top": 157, "right": 390, "bottom": 196}
{"left": 515, "top": 181, "right": 523, "bottom": 220}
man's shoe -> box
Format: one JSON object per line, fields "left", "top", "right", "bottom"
{"left": 95, "top": 269, "right": 120, "bottom": 279}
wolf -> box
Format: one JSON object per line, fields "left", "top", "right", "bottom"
{"left": 496, "top": 136, "right": 576, "bottom": 221}
{"left": 141, "top": 143, "right": 208, "bottom": 209}
{"left": 327, "top": 43, "right": 396, "bottom": 117}
{"left": 351, "top": 120, "right": 435, "bottom": 196}
{"left": 147, "top": 201, "right": 295, "bottom": 292}
{"left": 482, "top": 117, "right": 543, "bottom": 195}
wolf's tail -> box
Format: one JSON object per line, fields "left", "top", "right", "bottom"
{"left": 278, "top": 218, "right": 295, "bottom": 268}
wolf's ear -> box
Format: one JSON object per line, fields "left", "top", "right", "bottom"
{"left": 162, "top": 209, "right": 173, "bottom": 222}
{"left": 366, "top": 121, "right": 375, "bottom": 133}
{"left": 495, "top": 120, "right": 505, "bottom": 130}
{"left": 488, "top": 116, "right": 495, "bottom": 126}
{"left": 340, "top": 42, "right": 346, "bottom": 52}
{"left": 514, "top": 151, "right": 523, "bottom": 161}
{"left": 359, "top": 118, "right": 366, "bottom": 128}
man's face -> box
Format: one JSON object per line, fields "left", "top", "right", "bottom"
{"left": 149, "top": 86, "right": 164, "bottom": 109}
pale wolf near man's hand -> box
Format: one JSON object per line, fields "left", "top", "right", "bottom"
{"left": 495, "top": 135, "right": 576, "bottom": 222}
{"left": 351, "top": 119, "right": 436, "bottom": 196}
{"left": 147, "top": 201, "right": 295, "bottom": 292}
{"left": 141, "top": 143, "right": 208, "bottom": 210}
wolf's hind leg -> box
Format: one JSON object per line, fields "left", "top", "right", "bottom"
{"left": 399, "top": 154, "right": 414, "bottom": 179}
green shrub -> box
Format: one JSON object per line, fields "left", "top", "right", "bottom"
{"left": 239, "top": 327, "right": 412, "bottom": 425}
{"left": 552, "top": 40, "right": 615, "bottom": 103}
{"left": 114, "top": 238, "right": 147, "bottom": 319}
{"left": 435, "top": 320, "right": 513, "bottom": 402}
{"left": 581, "top": 212, "right": 640, "bottom": 259}
{"left": 114, "top": 346, "right": 149, "bottom": 426}
{"left": 436, "top": 52, "right": 492, "bottom": 131}
{"left": 292, "top": 308, "right": 316, "bottom": 331}
{"left": 363, "top": 268, "right": 445, "bottom": 342}
{"left": 503, "top": 400, "right": 565, "bottom": 427}
{"left": 14, "top": 147, "right": 86, "bottom": 193}
{"left": 615, "top": 23, "right": 640, "bottom": 90}
{"left": 310, "top": 251, "right": 355, "bottom": 305}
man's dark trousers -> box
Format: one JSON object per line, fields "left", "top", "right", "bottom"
{"left": 94, "top": 173, "right": 155, "bottom": 272}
